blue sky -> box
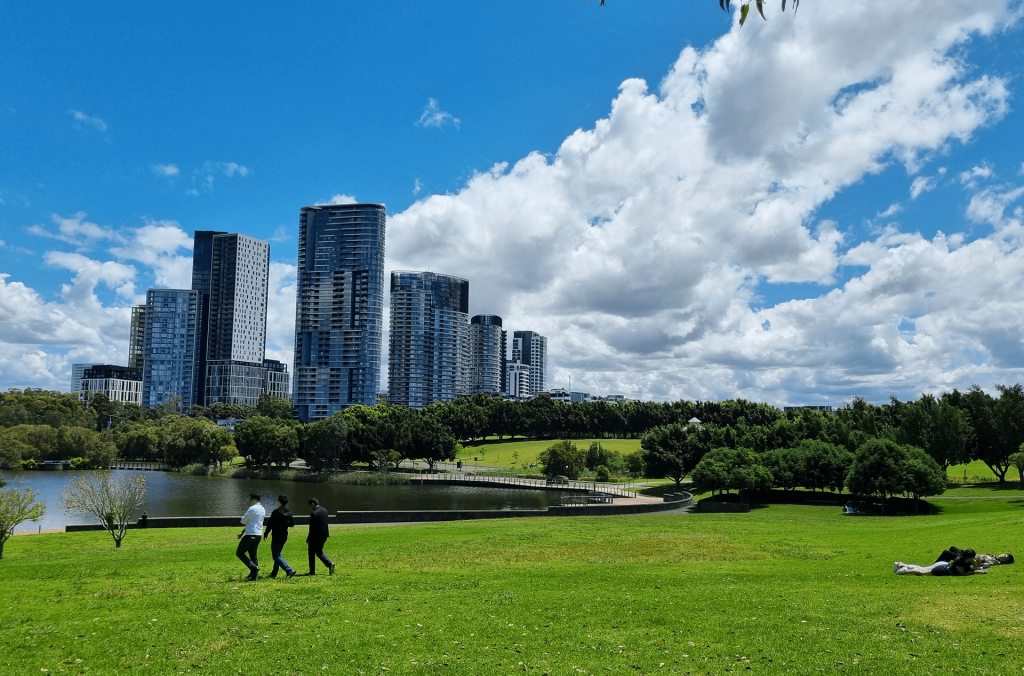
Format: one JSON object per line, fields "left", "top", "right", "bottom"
{"left": 3, "top": 1, "right": 1024, "bottom": 405}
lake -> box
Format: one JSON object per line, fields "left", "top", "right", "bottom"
{"left": 3, "top": 470, "right": 568, "bottom": 531}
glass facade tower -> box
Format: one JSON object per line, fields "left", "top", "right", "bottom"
{"left": 292, "top": 203, "right": 386, "bottom": 422}
{"left": 469, "top": 314, "right": 506, "bottom": 395}
{"left": 388, "top": 271, "right": 470, "bottom": 408}
{"left": 141, "top": 289, "right": 201, "bottom": 409}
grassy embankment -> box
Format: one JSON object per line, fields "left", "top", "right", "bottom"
{"left": 3, "top": 490, "right": 1024, "bottom": 674}
{"left": 458, "top": 438, "right": 641, "bottom": 468}
{"left": 459, "top": 439, "right": 1012, "bottom": 486}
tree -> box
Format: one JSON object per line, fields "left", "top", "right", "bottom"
{"left": 305, "top": 413, "right": 349, "bottom": 472}
{"left": 928, "top": 398, "right": 973, "bottom": 470}
{"left": 902, "top": 445, "right": 947, "bottom": 512}
{"left": 845, "top": 439, "right": 907, "bottom": 514}
{"left": 60, "top": 472, "right": 146, "bottom": 548}
{"left": 0, "top": 483, "right": 46, "bottom": 559}
{"left": 0, "top": 431, "right": 33, "bottom": 470}
{"left": 409, "top": 413, "right": 457, "bottom": 472}
{"left": 691, "top": 447, "right": 772, "bottom": 501}
{"left": 56, "top": 425, "right": 118, "bottom": 468}
{"left": 623, "top": 451, "right": 645, "bottom": 476}
{"left": 257, "top": 393, "right": 293, "bottom": 420}
{"left": 763, "top": 446, "right": 805, "bottom": 491}
{"left": 585, "top": 441, "right": 608, "bottom": 470}
{"left": 234, "top": 417, "right": 299, "bottom": 469}
{"left": 799, "top": 440, "right": 853, "bottom": 494}
{"left": 639, "top": 422, "right": 712, "bottom": 486}
{"left": 956, "top": 386, "right": 1006, "bottom": 481}
{"left": 1011, "top": 448, "right": 1024, "bottom": 483}
{"left": 991, "top": 384, "right": 1024, "bottom": 483}
{"left": 593, "top": 1, "right": 801, "bottom": 28}
{"left": 160, "top": 417, "right": 234, "bottom": 468}
{"left": 538, "top": 440, "right": 587, "bottom": 479}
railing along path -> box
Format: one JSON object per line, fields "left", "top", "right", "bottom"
{"left": 414, "top": 471, "right": 639, "bottom": 498}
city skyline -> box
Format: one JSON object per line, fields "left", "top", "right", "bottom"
{"left": 4, "top": 3, "right": 1024, "bottom": 405}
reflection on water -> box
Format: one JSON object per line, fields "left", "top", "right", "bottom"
{"left": 4, "top": 470, "right": 565, "bottom": 530}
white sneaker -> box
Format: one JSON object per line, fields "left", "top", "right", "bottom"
{"left": 893, "top": 561, "right": 902, "bottom": 573}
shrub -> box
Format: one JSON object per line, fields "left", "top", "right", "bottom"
{"left": 595, "top": 465, "right": 610, "bottom": 482}
{"left": 19, "top": 458, "right": 41, "bottom": 470}
{"left": 68, "top": 457, "right": 98, "bottom": 470}
{"left": 538, "top": 440, "right": 586, "bottom": 479}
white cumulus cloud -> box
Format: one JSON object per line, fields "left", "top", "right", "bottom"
{"left": 387, "top": 0, "right": 1020, "bottom": 403}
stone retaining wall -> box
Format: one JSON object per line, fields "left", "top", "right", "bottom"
{"left": 66, "top": 500, "right": 687, "bottom": 531}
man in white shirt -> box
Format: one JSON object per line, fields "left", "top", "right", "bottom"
{"left": 237, "top": 493, "right": 266, "bottom": 581}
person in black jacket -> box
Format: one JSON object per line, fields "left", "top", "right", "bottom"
{"left": 264, "top": 494, "right": 296, "bottom": 579}
{"left": 307, "top": 497, "right": 336, "bottom": 576}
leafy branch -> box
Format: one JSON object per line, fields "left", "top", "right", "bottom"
{"left": 590, "top": 1, "right": 800, "bottom": 27}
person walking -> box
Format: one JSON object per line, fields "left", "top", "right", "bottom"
{"left": 237, "top": 493, "right": 266, "bottom": 581}
{"left": 264, "top": 494, "right": 296, "bottom": 579}
{"left": 306, "top": 497, "right": 336, "bottom": 576}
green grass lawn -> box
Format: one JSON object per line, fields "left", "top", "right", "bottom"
{"left": 3, "top": 497, "right": 1024, "bottom": 675}
{"left": 947, "top": 459, "right": 1021, "bottom": 483}
{"left": 458, "top": 438, "right": 641, "bottom": 468}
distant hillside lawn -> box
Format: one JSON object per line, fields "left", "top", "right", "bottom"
{"left": 457, "top": 438, "right": 641, "bottom": 469}
{"left": 2, "top": 487, "right": 1023, "bottom": 674}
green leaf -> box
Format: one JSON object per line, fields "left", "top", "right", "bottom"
{"left": 755, "top": 0, "right": 767, "bottom": 21}
{"left": 739, "top": 3, "right": 750, "bottom": 25}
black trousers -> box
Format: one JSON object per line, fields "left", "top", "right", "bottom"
{"left": 308, "top": 539, "right": 332, "bottom": 573}
{"left": 237, "top": 535, "right": 260, "bottom": 571}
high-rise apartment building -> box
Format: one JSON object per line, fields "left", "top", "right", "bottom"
{"left": 511, "top": 330, "right": 548, "bottom": 397}
{"left": 292, "top": 204, "right": 386, "bottom": 422}
{"left": 70, "top": 363, "right": 98, "bottom": 395}
{"left": 141, "top": 289, "right": 201, "bottom": 409}
{"left": 191, "top": 231, "right": 271, "bottom": 407}
{"left": 262, "top": 359, "right": 290, "bottom": 400}
{"left": 388, "top": 271, "right": 469, "bottom": 408}
{"left": 128, "top": 305, "right": 146, "bottom": 370}
{"left": 506, "top": 361, "right": 531, "bottom": 399}
{"left": 469, "top": 314, "right": 506, "bottom": 396}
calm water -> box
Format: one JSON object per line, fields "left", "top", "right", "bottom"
{"left": 4, "top": 470, "right": 566, "bottom": 531}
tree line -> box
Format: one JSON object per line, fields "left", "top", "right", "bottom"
{"left": 3, "top": 385, "right": 1024, "bottom": 486}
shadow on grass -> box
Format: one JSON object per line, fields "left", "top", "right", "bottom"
{"left": 949, "top": 481, "right": 1024, "bottom": 492}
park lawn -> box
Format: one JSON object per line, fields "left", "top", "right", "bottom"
{"left": 946, "top": 459, "right": 1010, "bottom": 483}
{"left": 3, "top": 500, "right": 1024, "bottom": 675}
{"left": 459, "top": 438, "right": 641, "bottom": 469}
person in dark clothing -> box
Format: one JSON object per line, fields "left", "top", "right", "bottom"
{"left": 895, "top": 547, "right": 984, "bottom": 576}
{"left": 307, "top": 497, "right": 336, "bottom": 576}
{"left": 264, "top": 494, "right": 296, "bottom": 579}
{"left": 935, "top": 546, "right": 1014, "bottom": 568}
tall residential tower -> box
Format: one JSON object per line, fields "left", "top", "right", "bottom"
{"left": 292, "top": 204, "right": 386, "bottom": 422}
{"left": 141, "top": 289, "right": 201, "bottom": 409}
{"left": 388, "top": 271, "right": 469, "bottom": 408}
{"left": 190, "top": 231, "right": 272, "bottom": 406}
{"left": 511, "top": 330, "right": 548, "bottom": 397}
{"left": 468, "top": 314, "right": 506, "bottom": 396}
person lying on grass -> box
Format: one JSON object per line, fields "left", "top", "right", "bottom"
{"left": 894, "top": 548, "right": 984, "bottom": 576}
{"left": 935, "top": 545, "right": 1014, "bottom": 568}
